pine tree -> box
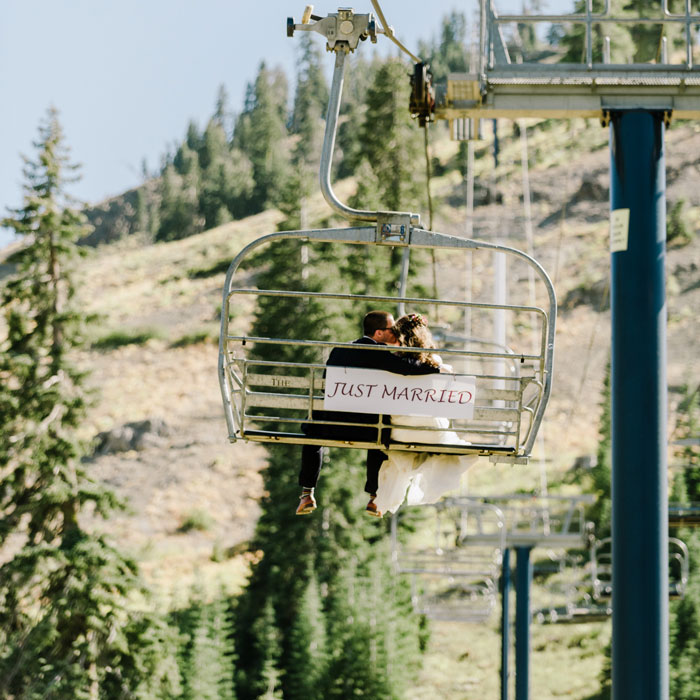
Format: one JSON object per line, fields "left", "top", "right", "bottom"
{"left": 232, "top": 62, "right": 291, "bottom": 212}
{"left": 0, "top": 107, "right": 180, "bottom": 699}
{"left": 335, "top": 54, "right": 379, "bottom": 179}
{"left": 289, "top": 35, "right": 329, "bottom": 229}
{"left": 285, "top": 573, "right": 327, "bottom": 700}
{"left": 417, "top": 11, "right": 471, "bottom": 83}
{"left": 176, "top": 585, "right": 237, "bottom": 700}
{"left": 174, "top": 138, "right": 200, "bottom": 176}
{"left": 198, "top": 118, "right": 255, "bottom": 229}
{"left": 321, "top": 556, "right": 397, "bottom": 699}
{"left": 291, "top": 35, "right": 329, "bottom": 139}
{"left": 198, "top": 118, "right": 228, "bottom": 172}
{"left": 156, "top": 162, "right": 202, "bottom": 241}
{"left": 213, "top": 83, "right": 234, "bottom": 139}
{"left": 356, "top": 58, "right": 426, "bottom": 214}
{"left": 185, "top": 119, "right": 203, "bottom": 154}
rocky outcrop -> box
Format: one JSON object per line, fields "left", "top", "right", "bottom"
{"left": 94, "top": 418, "right": 171, "bottom": 454}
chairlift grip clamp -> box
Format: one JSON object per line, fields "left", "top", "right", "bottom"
{"left": 287, "top": 8, "right": 378, "bottom": 52}
{"left": 376, "top": 212, "right": 416, "bottom": 245}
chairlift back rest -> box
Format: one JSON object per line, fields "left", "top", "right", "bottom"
{"left": 223, "top": 344, "right": 543, "bottom": 456}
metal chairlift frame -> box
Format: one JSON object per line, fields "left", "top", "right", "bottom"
{"left": 437, "top": 0, "right": 700, "bottom": 124}
{"left": 390, "top": 495, "right": 598, "bottom": 623}
{"left": 532, "top": 552, "right": 607, "bottom": 624}
{"left": 218, "top": 8, "right": 557, "bottom": 465}
{"left": 409, "top": 572, "right": 499, "bottom": 622}
{"left": 591, "top": 535, "right": 690, "bottom": 600}
{"left": 668, "top": 501, "right": 700, "bottom": 527}
{"left": 390, "top": 500, "right": 506, "bottom": 621}
{"left": 390, "top": 500, "right": 506, "bottom": 574}
{"left": 449, "top": 494, "right": 595, "bottom": 548}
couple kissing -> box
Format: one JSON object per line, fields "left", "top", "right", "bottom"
{"left": 296, "top": 310, "right": 476, "bottom": 518}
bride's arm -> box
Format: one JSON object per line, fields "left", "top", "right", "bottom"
{"left": 431, "top": 353, "right": 454, "bottom": 373}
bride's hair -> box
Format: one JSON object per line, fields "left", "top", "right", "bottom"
{"left": 393, "top": 314, "right": 441, "bottom": 368}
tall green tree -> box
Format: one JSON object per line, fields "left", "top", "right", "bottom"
{"left": 286, "top": 35, "right": 329, "bottom": 231}
{"left": 156, "top": 161, "right": 202, "bottom": 241}
{"left": 669, "top": 384, "right": 700, "bottom": 700}
{"left": 198, "top": 118, "right": 255, "bottom": 229}
{"left": 285, "top": 573, "right": 327, "bottom": 700}
{"left": 233, "top": 62, "right": 291, "bottom": 211}
{"left": 213, "top": 83, "right": 234, "bottom": 139}
{"left": 0, "top": 107, "right": 180, "bottom": 698}
{"left": 417, "top": 11, "right": 471, "bottom": 83}
{"left": 175, "top": 585, "right": 237, "bottom": 700}
{"left": 291, "top": 35, "right": 329, "bottom": 139}
{"left": 356, "top": 58, "right": 426, "bottom": 214}
{"left": 335, "top": 54, "right": 380, "bottom": 179}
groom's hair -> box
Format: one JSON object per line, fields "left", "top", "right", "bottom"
{"left": 363, "top": 310, "right": 392, "bottom": 337}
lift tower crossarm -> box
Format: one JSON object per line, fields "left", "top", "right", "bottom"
{"left": 433, "top": 0, "right": 700, "bottom": 123}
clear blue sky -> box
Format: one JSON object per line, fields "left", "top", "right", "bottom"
{"left": 0, "top": 0, "right": 564, "bottom": 248}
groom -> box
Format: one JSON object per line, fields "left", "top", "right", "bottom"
{"left": 296, "top": 310, "right": 439, "bottom": 517}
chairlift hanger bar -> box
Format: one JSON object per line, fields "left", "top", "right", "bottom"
{"left": 288, "top": 7, "right": 423, "bottom": 225}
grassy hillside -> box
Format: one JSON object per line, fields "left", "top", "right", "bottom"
{"left": 6, "top": 118, "right": 696, "bottom": 697}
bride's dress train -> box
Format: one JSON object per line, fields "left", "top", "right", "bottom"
{"left": 374, "top": 415, "right": 478, "bottom": 515}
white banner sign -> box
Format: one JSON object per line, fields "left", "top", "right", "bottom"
{"left": 324, "top": 366, "right": 476, "bottom": 419}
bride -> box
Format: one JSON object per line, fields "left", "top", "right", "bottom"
{"left": 374, "top": 314, "right": 478, "bottom": 515}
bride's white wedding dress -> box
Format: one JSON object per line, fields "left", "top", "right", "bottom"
{"left": 374, "top": 414, "right": 478, "bottom": 515}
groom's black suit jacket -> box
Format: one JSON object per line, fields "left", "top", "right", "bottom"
{"left": 303, "top": 336, "right": 439, "bottom": 443}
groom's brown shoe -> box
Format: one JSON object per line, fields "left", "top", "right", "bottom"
{"left": 365, "top": 496, "right": 382, "bottom": 518}
{"left": 296, "top": 492, "right": 317, "bottom": 515}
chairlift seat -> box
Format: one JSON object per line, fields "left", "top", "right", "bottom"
{"left": 242, "top": 428, "right": 518, "bottom": 456}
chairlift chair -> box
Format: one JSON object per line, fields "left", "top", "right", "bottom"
{"left": 591, "top": 536, "right": 689, "bottom": 600}
{"left": 218, "top": 8, "right": 557, "bottom": 465}
{"left": 390, "top": 501, "right": 506, "bottom": 577}
{"left": 409, "top": 572, "right": 499, "bottom": 623}
{"left": 389, "top": 501, "right": 503, "bottom": 622}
